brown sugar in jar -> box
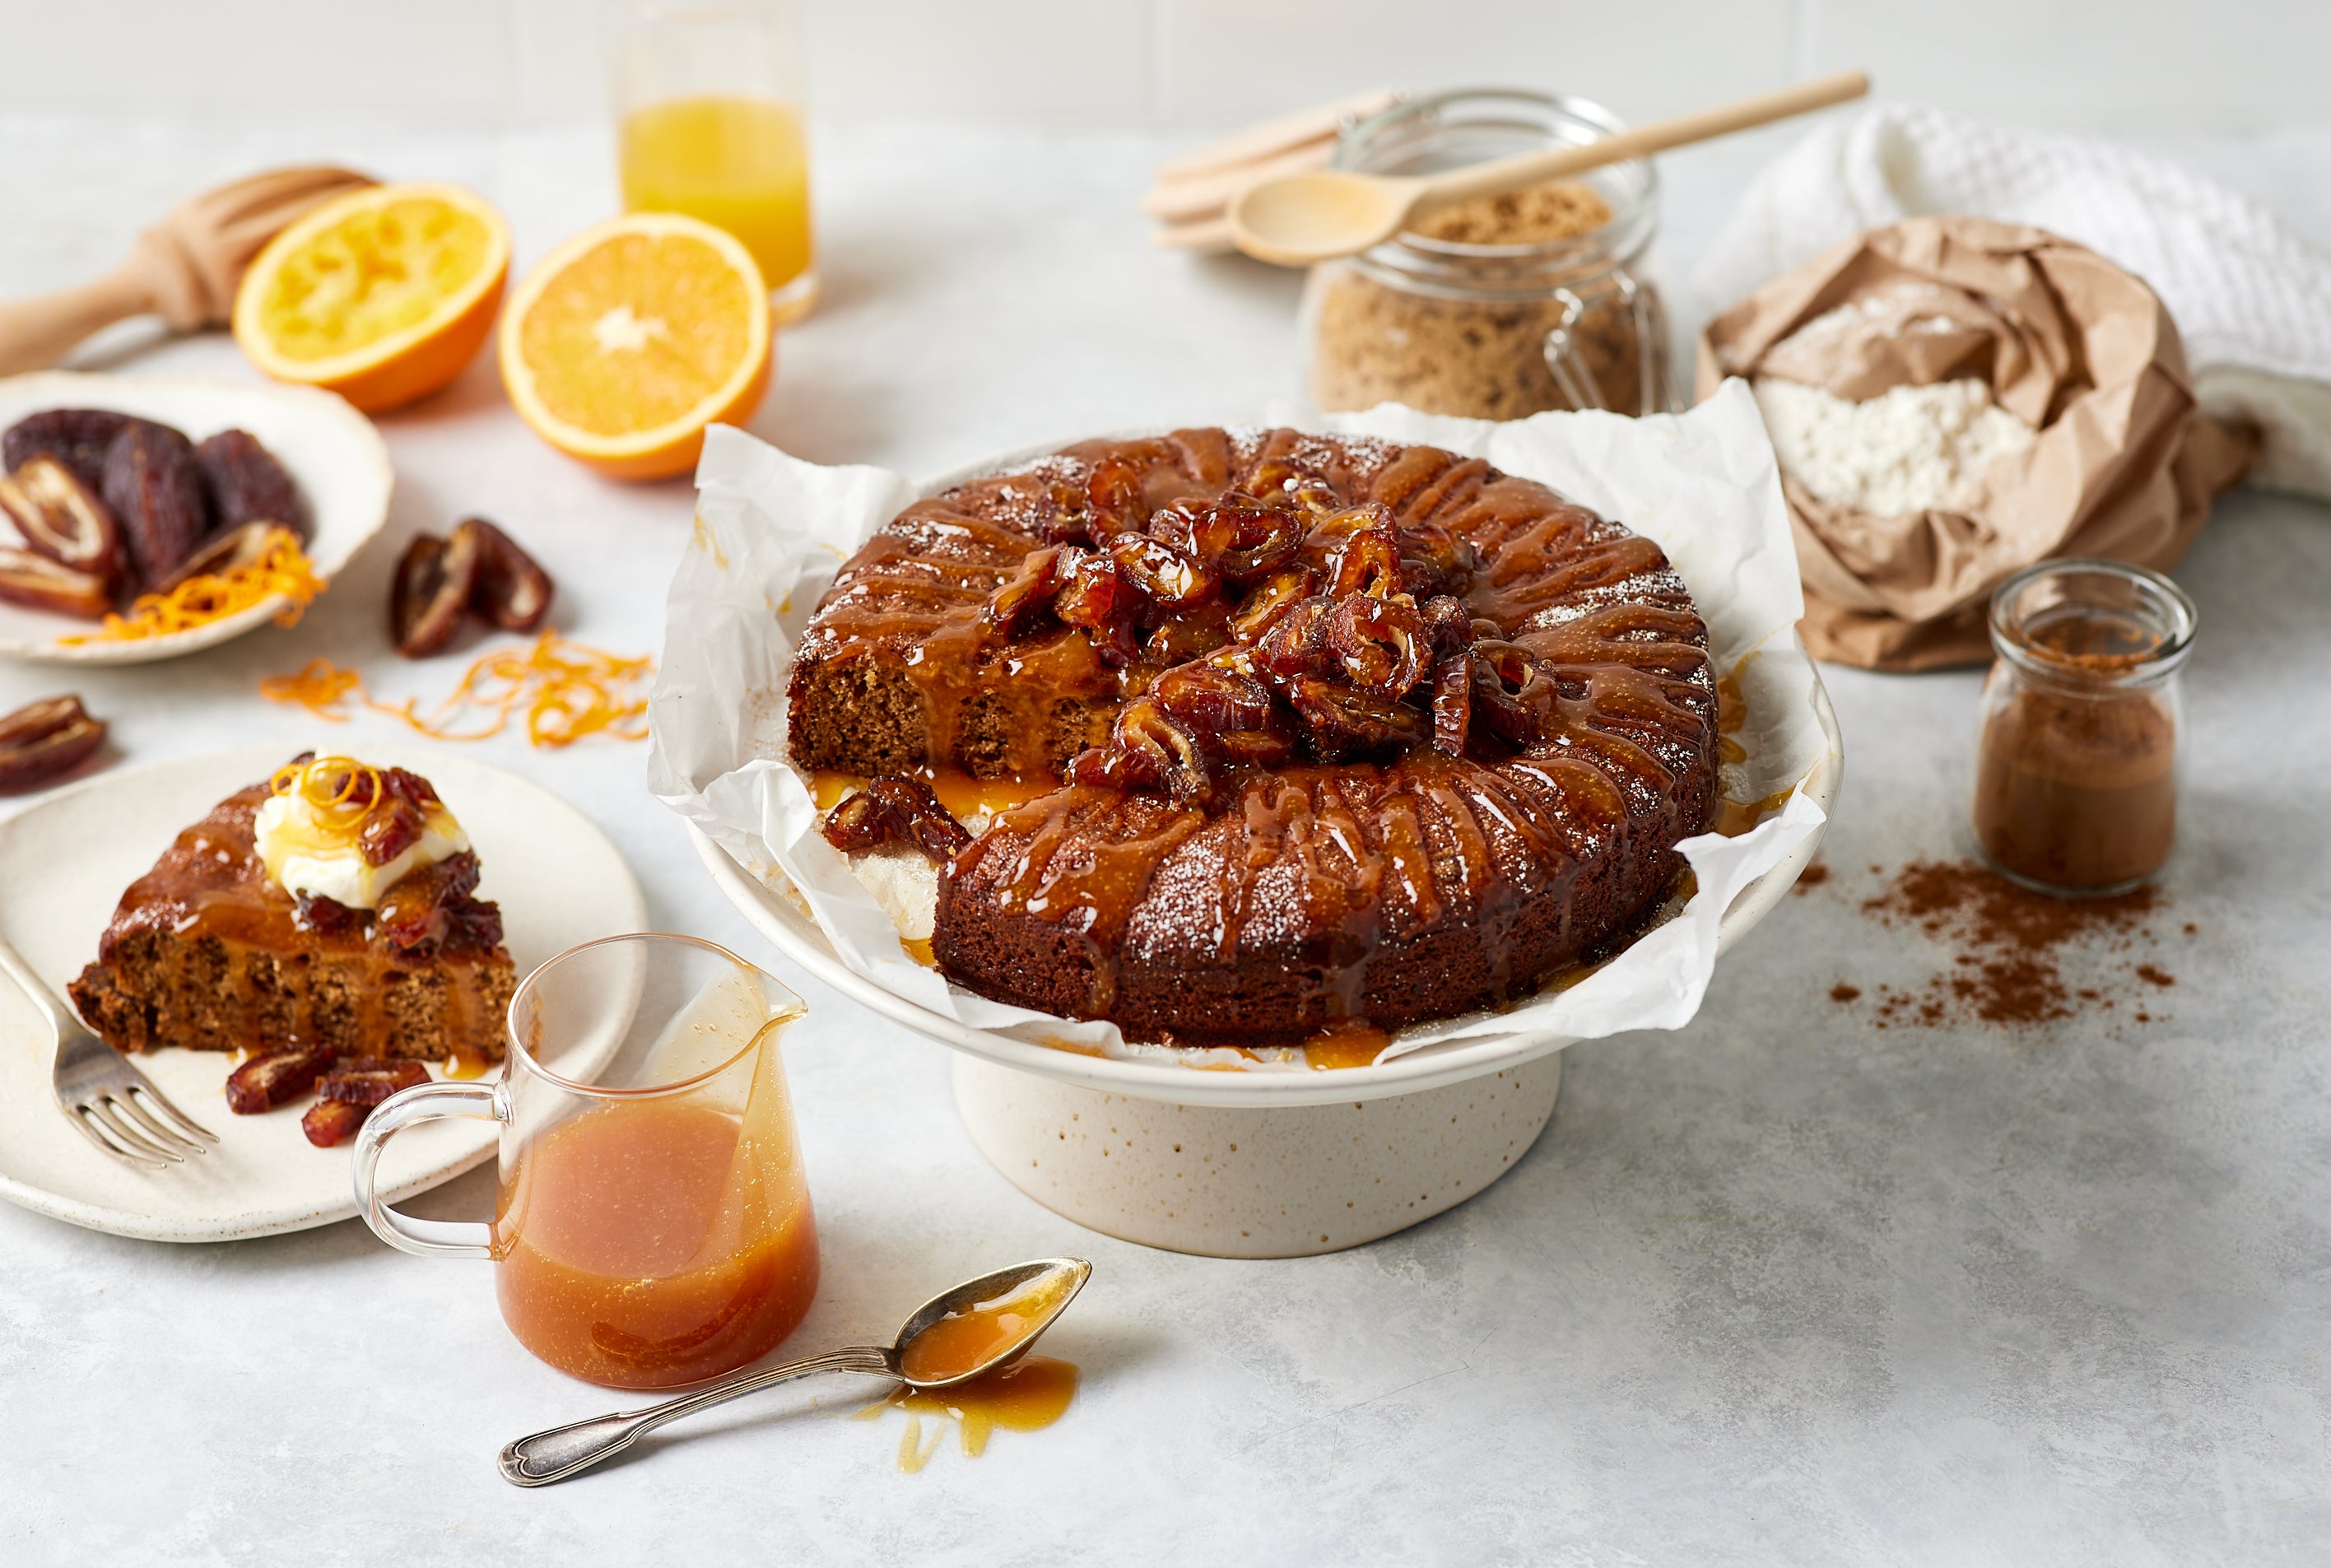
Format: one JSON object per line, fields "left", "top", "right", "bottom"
{"left": 1970, "top": 560, "right": 2196, "bottom": 896}
{"left": 1300, "top": 88, "right": 1676, "bottom": 421}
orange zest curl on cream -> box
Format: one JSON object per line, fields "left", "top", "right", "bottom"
{"left": 60, "top": 528, "right": 324, "bottom": 644}
{"left": 260, "top": 632, "right": 654, "bottom": 749}
{"left": 269, "top": 755, "right": 382, "bottom": 816}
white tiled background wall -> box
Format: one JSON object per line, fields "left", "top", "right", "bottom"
{"left": 2, "top": 0, "right": 2325, "bottom": 133}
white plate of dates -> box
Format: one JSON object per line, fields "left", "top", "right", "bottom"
{"left": 0, "top": 371, "right": 392, "bottom": 664}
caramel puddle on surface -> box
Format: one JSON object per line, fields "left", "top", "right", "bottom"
{"left": 1303, "top": 1022, "right": 1390, "bottom": 1071}
{"left": 851, "top": 1356, "right": 1079, "bottom": 1473}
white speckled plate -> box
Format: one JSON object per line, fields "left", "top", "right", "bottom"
{"left": 0, "top": 372, "right": 392, "bottom": 665}
{"left": 0, "top": 743, "right": 645, "bottom": 1243}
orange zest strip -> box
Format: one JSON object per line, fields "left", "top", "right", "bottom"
{"left": 260, "top": 632, "right": 654, "bottom": 750}
{"left": 270, "top": 756, "right": 381, "bottom": 818}
{"left": 61, "top": 528, "right": 325, "bottom": 644}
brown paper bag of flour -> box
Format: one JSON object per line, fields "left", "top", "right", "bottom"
{"left": 1696, "top": 216, "right": 2254, "bottom": 670}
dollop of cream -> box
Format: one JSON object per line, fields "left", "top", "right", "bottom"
{"left": 254, "top": 790, "right": 468, "bottom": 910}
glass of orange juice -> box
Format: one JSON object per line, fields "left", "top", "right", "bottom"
{"left": 614, "top": 2, "right": 818, "bottom": 324}
{"left": 351, "top": 933, "right": 821, "bottom": 1389}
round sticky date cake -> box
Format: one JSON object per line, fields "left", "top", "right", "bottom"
{"left": 789, "top": 427, "right": 1718, "bottom": 1046}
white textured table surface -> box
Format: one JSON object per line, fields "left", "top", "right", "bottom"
{"left": 4, "top": 119, "right": 2329, "bottom": 1566}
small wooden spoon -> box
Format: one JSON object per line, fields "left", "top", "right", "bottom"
{"left": 0, "top": 166, "right": 376, "bottom": 375}
{"left": 1230, "top": 71, "right": 1869, "bottom": 267}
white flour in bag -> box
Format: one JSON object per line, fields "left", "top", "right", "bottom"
{"left": 1752, "top": 375, "right": 2036, "bottom": 518}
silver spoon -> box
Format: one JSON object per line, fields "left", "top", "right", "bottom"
{"left": 497, "top": 1256, "right": 1091, "bottom": 1487}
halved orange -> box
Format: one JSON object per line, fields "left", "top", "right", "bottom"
{"left": 498, "top": 212, "right": 772, "bottom": 482}
{"left": 234, "top": 182, "right": 510, "bottom": 413}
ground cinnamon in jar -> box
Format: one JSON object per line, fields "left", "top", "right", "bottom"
{"left": 1970, "top": 561, "right": 2195, "bottom": 896}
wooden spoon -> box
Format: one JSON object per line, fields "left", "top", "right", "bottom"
{"left": 0, "top": 166, "right": 376, "bottom": 375}
{"left": 1230, "top": 72, "right": 1869, "bottom": 267}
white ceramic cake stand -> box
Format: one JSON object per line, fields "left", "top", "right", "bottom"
{"left": 692, "top": 668, "right": 1841, "bottom": 1258}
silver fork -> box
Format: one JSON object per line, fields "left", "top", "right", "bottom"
{"left": 0, "top": 936, "right": 215, "bottom": 1168}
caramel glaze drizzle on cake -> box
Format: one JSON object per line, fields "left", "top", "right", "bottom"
{"left": 792, "top": 428, "right": 1717, "bottom": 1046}
{"left": 70, "top": 775, "right": 512, "bottom": 1061}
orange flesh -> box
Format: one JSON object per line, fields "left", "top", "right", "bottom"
{"left": 620, "top": 96, "right": 815, "bottom": 292}
{"left": 495, "top": 1099, "right": 818, "bottom": 1389}
{"left": 855, "top": 1356, "right": 1079, "bottom": 1473}
{"left": 514, "top": 229, "right": 756, "bottom": 436}
{"left": 253, "top": 198, "right": 496, "bottom": 364}
{"left": 898, "top": 1270, "right": 1075, "bottom": 1384}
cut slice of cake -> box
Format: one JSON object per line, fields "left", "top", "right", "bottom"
{"left": 68, "top": 753, "right": 514, "bottom": 1063}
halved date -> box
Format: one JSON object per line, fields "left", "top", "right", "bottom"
{"left": 225, "top": 1049, "right": 341, "bottom": 1114}
{"left": 821, "top": 790, "right": 898, "bottom": 854}
{"left": 195, "top": 430, "right": 306, "bottom": 541}
{"left": 376, "top": 850, "right": 485, "bottom": 950}
{"left": 3, "top": 408, "right": 128, "bottom": 491}
{"left": 821, "top": 777, "right": 970, "bottom": 865}
{"left": 100, "top": 420, "right": 206, "bottom": 589}
{"left": 0, "top": 457, "right": 125, "bottom": 587}
{"left": 0, "top": 695, "right": 107, "bottom": 790}
{"left": 159, "top": 521, "right": 281, "bottom": 593}
{"left": 1287, "top": 677, "right": 1430, "bottom": 761}
{"left": 0, "top": 547, "right": 110, "bottom": 620}
{"left": 867, "top": 775, "right": 972, "bottom": 863}
{"left": 390, "top": 528, "right": 479, "bottom": 657}
{"left": 457, "top": 518, "right": 554, "bottom": 632}
{"left": 300, "top": 1099, "right": 365, "bottom": 1147}
{"left": 317, "top": 1059, "right": 430, "bottom": 1107}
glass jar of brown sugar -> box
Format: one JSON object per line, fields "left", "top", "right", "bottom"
{"left": 1971, "top": 560, "right": 2197, "bottom": 896}
{"left": 1299, "top": 87, "right": 1676, "bottom": 421}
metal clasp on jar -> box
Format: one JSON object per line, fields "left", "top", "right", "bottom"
{"left": 1542, "top": 272, "right": 1677, "bottom": 417}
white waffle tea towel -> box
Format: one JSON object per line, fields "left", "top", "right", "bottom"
{"left": 1695, "top": 104, "right": 2331, "bottom": 500}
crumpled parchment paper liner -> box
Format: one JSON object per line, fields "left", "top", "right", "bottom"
{"left": 649, "top": 381, "right": 1829, "bottom": 1071}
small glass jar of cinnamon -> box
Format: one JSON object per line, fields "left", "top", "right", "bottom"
{"left": 1971, "top": 560, "right": 2196, "bottom": 896}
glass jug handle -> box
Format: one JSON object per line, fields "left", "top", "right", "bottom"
{"left": 350, "top": 1078, "right": 505, "bottom": 1259}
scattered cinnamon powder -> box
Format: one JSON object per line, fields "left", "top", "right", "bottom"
{"left": 1794, "top": 860, "right": 1830, "bottom": 895}
{"left": 1825, "top": 858, "right": 2180, "bottom": 1029}
{"left": 1828, "top": 982, "right": 1861, "bottom": 1003}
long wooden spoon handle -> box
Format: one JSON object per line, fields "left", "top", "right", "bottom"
{"left": 1420, "top": 70, "right": 1870, "bottom": 211}
{"left": 0, "top": 268, "right": 159, "bottom": 377}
